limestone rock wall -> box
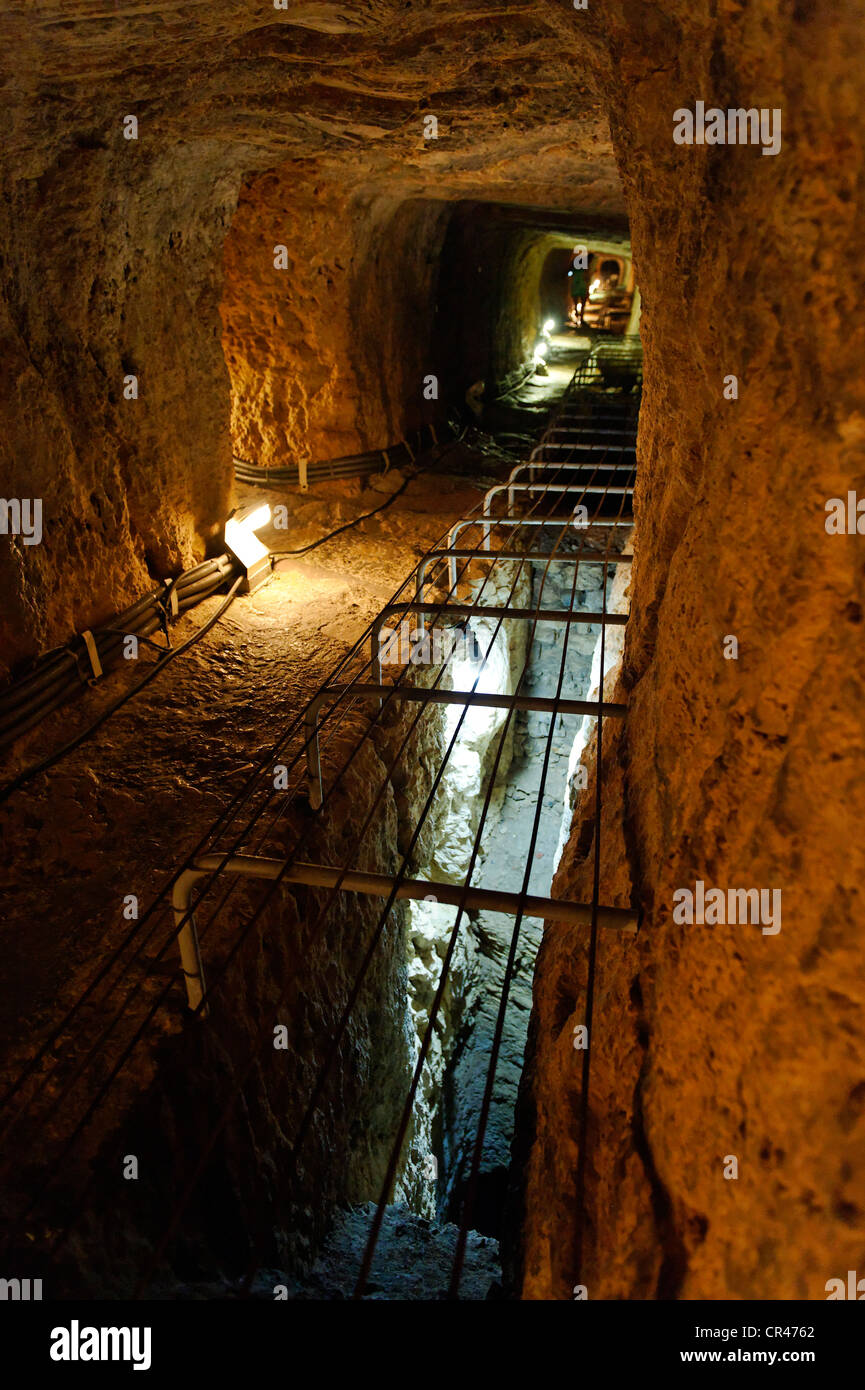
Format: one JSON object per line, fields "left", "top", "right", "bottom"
{"left": 4, "top": 0, "right": 861, "bottom": 1303}
{"left": 513, "top": 0, "right": 865, "bottom": 1301}
{"left": 0, "top": 145, "right": 239, "bottom": 677}
{"left": 221, "top": 178, "right": 454, "bottom": 466}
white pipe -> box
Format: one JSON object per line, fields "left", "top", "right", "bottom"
{"left": 171, "top": 853, "right": 638, "bottom": 1013}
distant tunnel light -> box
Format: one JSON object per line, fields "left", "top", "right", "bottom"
{"left": 542, "top": 318, "right": 556, "bottom": 335}
{"left": 225, "top": 502, "right": 272, "bottom": 593}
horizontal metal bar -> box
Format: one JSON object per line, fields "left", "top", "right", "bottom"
{"left": 448, "top": 517, "right": 633, "bottom": 531}
{"left": 450, "top": 517, "right": 634, "bottom": 530}
{"left": 445, "top": 517, "right": 633, "bottom": 582}
{"left": 188, "top": 853, "right": 639, "bottom": 940}
{"left": 315, "top": 682, "right": 627, "bottom": 720}
{"left": 416, "top": 546, "right": 632, "bottom": 615}
{"left": 531, "top": 443, "right": 637, "bottom": 453}
{"left": 303, "top": 681, "right": 628, "bottom": 808}
{"left": 428, "top": 546, "right": 632, "bottom": 562}
{"left": 512, "top": 463, "right": 636, "bottom": 484}
{"left": 488, "top": 482, "right": 634, "bottom": 501}
{"left": 380, "top": 600, "right": 627, "bottom": 624}
{"left": 372, "top": 599, "right": 625, "bottom": 688}
{"left": 482, "top": 480, "right": 634, "bottom": 533}
{"left": 556, "top": 409, "right": 636, "bottom": 417}
{"left": 546, "top": 428, "right": 636, "bottom": 438}
{"left": 555, "top": 423, "right": 636, "bottom": 433}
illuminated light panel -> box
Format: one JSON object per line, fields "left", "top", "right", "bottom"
{"left": 224, "top": 502, "right": 273, "bottom": 593}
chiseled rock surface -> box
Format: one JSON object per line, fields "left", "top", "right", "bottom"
{"left": 513, "top": 1, "right": 865, "bottom": 1301}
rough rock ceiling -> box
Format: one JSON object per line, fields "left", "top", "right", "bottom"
{"left": 4, "top": 1, "right": 624, "bottom": 216}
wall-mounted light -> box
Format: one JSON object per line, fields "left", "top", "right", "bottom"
{"left": 542, "top": 318, "right": 555, "bottom": 336}
{"left": 532, "top": 342, "right": 548, "bottom": 365}
{"left": 225, "top": 502, "right": 272, "bottom": 594}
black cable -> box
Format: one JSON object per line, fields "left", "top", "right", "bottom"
{"left": 126, "top": 369, "right": 608, "bottom": 1295}
{"left": 268, "top": 441, "right": 463, "bottom": 560}
{"left": 0, "top": 576, "right": 243, "bottom": 806}
{"left": 488, "top": 362, "right": 538, "bottom": 403}
{"left": 5, "top": 438, "right": 542, "bottom": 1268}
{"left": 269, "top": 475, "right": 415, "bottom": 558}
{"left": 47, "top": 397, "right": 575, "bottom": 1287}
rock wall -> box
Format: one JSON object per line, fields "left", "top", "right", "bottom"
{"left": 221, "top": 178, "right": 454, "bottom": 466}
{"left": 0, "top": 144, "right": 239, "bottom": 677}
{"left": 513, "top": 0, "right": 865, "bottom": 1301}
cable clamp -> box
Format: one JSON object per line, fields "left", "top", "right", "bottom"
{"left": 163, "top": 581, "right": 179, "bottom": 619}
{"left": 80, "top": 629, "right": 103, "bottom": 682}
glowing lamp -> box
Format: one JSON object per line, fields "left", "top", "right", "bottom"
{"left": 542, "top": 318, "right": 555, "bottom": 335}
{"left": 225, "top": 502, "right": 272, "bottom": 593}
{"left": 532, "top": 342, "right": 548, "bottom": 365}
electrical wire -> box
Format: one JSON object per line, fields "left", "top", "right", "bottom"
{"left": 269, "top": 434, "right": 469, "bottom": 559}
{"left": 132, "top": 443, "right": 584, "bottom": 1298}
{"left": 134, "top": 371, "right": 637, "bottom": 1296}
{"left": 24, "top": 391, "right": 584, "bottom": 1267}
{"left": 270, "top": 471, "right": 417, "bottom": 559}
{"left": 0, "top": 428, "right": 480, "bottom": 1141}
{"left": 0, "top": 555, "right": 236, "bottom": 748}
{"left": 136, "top": 377, "right": 632, "bottom": 1293}
{"left": 233, "top": 422, "right": 450, "bottom": 488}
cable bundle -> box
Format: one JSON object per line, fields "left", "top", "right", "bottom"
{"left": 233, "top": 422, "right": 447, "bottom": 487}
{"left": 0, "top": 553, "right": 237, "bottom": 747}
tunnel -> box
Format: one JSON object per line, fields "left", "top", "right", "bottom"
{"left": 0, "top": 0, "right": 863, "bottom": 1341}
